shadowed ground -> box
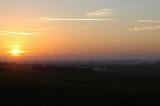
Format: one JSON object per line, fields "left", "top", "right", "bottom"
{"left": 0, "top": 62, "right": 160, "bottom": 106}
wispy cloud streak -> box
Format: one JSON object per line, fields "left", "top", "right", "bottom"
{"left": 86, "top": 9, "right": 113, "bottom": 16}
{"left": 38, "top": 17, "right": 115, "bottom": 21}
{"left": 139, "top": 20, "right": 160, "bottom": 23}
{"left": 0, "top": 31, "right": 33, "bottom": 36}
{"left": 129, "top": 25, "right": 160, "bottom": 32}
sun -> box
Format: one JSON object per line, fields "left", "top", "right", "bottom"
{"left": 8, "top": 48, "right": 26, "bottom": 57}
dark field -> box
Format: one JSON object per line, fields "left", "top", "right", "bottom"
{"left": 0, "top": 62, "right": 160, "bottom": 106}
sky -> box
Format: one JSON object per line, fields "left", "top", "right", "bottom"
{"left": 0, "top": 0, "right": 160, "bottom": 60}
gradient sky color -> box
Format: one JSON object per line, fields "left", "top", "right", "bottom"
{"left": 0, "top": 0, "right": 160, "bottom": 59}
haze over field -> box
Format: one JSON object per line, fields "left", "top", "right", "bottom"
{"left": 0, "top": 0, "right": 160, "bottom": 60}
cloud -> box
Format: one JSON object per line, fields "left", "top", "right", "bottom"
{"left": 0, "top": 31, "right": 33, "bottom": 36}
{"left": 129, "top": 25, "right": 160, "bottom": 32}
{"left": 139, "top": 20, "right": 160, "bottom": 23}
{"left": 86, "top": 9, "right": 113, "bottom": 16}
{"left": 38, "top": 17, "right": 115, "bottom": 22}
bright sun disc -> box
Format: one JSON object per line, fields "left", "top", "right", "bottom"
{"left": 8, "top": 48, "right": 25, "bottom": 56}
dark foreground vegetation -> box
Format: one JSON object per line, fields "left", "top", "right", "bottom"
{"left": 0, "top": 61, "right": 160, "bottom": 105}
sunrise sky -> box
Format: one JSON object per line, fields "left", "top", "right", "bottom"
{"left": 0, "top": 0, "right": 160, "bottom": 60}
